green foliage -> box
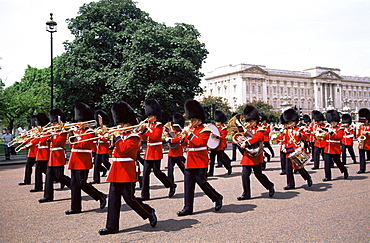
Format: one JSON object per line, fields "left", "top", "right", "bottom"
{"left": 55, "top": 0, "right": 208, "bottom": 122}
{"left": 0, "top": 65, "right": 50, "bottom": 131}
{"left": 200, "top": 96, "right": 233, "bottom": 122}
{"left": 235, "top": 101, "right": 280, "bottom": 123}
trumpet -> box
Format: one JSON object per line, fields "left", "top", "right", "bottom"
{"left": 358, "top": 124, "right": 367, "bottom": 149}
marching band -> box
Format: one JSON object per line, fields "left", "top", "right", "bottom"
{"left": 8, "top": 98, "right": 370, "bottom": 235}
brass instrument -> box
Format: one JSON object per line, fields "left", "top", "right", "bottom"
{"left": 163, "top": 122, "right": 179, "bottom": 149}
{"left": 227, "top": 114, "right": 263, "bottom": 157}
{"left": 314, "top": 124, "right": 332, "bottom": 140}
{"left": 358, "top": 124, "right": 367, "bottom": 149}
{"left": 270, "top": 126, "right": 283, "bottom": 145}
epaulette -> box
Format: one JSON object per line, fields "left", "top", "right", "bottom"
{"left": 154, "top": 122, "right": 162, "bottom": 128}
{"left": 221, "top": 126, "right": 228, "bottom": 131}
{"left": 125, "top": 133, "right": 140, "bottom": 140}
{"left": 200, "top": 127, "right": 211, "bottom": 133}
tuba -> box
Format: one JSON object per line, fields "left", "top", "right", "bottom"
{"left": 227, "top": 114, "right": 263, "bottom": 157}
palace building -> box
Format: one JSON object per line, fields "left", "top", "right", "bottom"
{"left": 202, "top": 64, "right": 370, "bottom": 115}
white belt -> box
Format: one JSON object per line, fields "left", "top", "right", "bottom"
{"left": 187, "top": 147, "right": 207, "bottom": 151}
{"left": 327, "top": 140, "right": 340, "bottom": 143}
{"left": 50, "top": 147, "right": 64, "bottom": 151}
{"left": 71, "top": 149, "right": 92, "bottom": 153}
{"left": 38, "top": 146, "right": 49, "bottom": 149}
{"left": 109, "top": 158, "right": 133, "bottom": 162}
{"left": 344, "top": 135, "right": 353, "bottom": 138}
{"left": 147, "top": 142, "right": 162, "bottom": 146}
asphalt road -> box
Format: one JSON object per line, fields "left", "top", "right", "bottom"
{"left": 0, "top": 144, "right": 369, "bottom": 242}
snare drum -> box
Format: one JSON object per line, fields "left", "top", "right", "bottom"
{"left": 288, "top": 147, "right": 310, "bottom": 169}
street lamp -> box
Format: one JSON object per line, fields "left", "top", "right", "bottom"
{"left": 46, "top": 13, "right": 57, "bottom": 110}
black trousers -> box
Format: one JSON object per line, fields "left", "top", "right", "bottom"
{"left": 241, "top": 164, "right": 274, "bottom": 198}
{"left": 208, "top": 150, "right": 231, "bottom": 175}
{"left": 22, "top": 157, "right": 36, "bottom": 184}
{"left": 183, "top": 168, "right": 222, "bottom": 213}
{"left": 34, "top": 160, "right": 48, "bottom": 191}
{"left": 280, "top": 151, "right": 286, "bottom": 174}
{"left": 323, "top": 153, "right": 347, "bottom": 179}
{"left": 359, "top": 149, "right": 369, "bottom": 171}
{"left": 106, "top": 182, "right": 153, "bottom": 231}
{"left": 313, "top": 146, "right": 325, "bottom": 168}
{"left": 93, "top": 153, "right": 111, "bottom": 183}
{"left": 264, "top": 141, "right": 275, "bottom": 157}
{"left": 285, "top": 158, "right": 311, "bottom": 187}
{"left": 44, "top": 166, "right": 71, "bottom": 200}
{"left": 167, "top": 156, "right": 185, "bottom": 184}
{"left": 70, "top": 170, "right": 104, "bottom": 211}
{"left": 231, "top": 144, "right": 243, "bottom": 161}
{"left": 341, "top": 144, "right": 356, "bottom": 165}
{"left": 141, "top": 160, "right": 173, "bottom": 198}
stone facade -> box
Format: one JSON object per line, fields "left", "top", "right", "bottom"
{"left": 202, "top": 64, "right": 370, "bottom": 114}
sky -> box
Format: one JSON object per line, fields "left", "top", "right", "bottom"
{"left": 1, "top": 0, "right": 370, "bottom": 88}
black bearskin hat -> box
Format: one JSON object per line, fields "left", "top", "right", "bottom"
{"left": 243, "top": 105, "right": 260, "bottom": 122}
{"left": 260, "top": 113, "right": 268, "bottom": 122}
{"left": 30, "top": 115, "right": 37, "bottom": 127}
{"left": 312, "top": 110, "right": 325, "bottom": 122}
{"left": 358, "top": 108, "right": 370, "bottom": 123}
{"left": 94, "top": 110, "right": 110, "bottom": 126}
{"left": 302, "top": 114, "right": 311, "bottom": 123}
{"left": 36, "top": 113, "right": 50, "bottom": 127}
{"left": 283, "top": 108, "right": 299, "bottom": 123}
{"left": 50, "top": 108, "right": 66, "bottom": 123}
{"left": 279, "top": 114, "right": 286, "bottom": 124}
{"left": 172, "top": 113, "right": 185, "bottom": 127}
{"left": 145, "top": 98, "right": 162, "bottom": 119}
{"left": 214, "top": 110, "right": 227, "bottom": 123}
{"left": 111, "top": 101, "right": 138, "bottom": 125}
{"left": 326, "top": 110, "right": 340, "bottom": 123}
{"left": 74, "top": 102, "right": 93, "bottom": 122}
{"left": 341, "top": 114, "right": 352, "bottom": 124}
{"left": 184, "top": 99, "right": 206, "bottom": 122}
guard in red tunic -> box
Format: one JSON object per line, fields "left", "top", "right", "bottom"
{"left": 139, "top": 99, "right": 176, "bottom": 201}
{"left": 281, "top": 108, "right": 312, "bottom": 190}
{"left": 312, "top": 110, "right": 326, "bottom": 170}
{"left": 276, "top": 115, "right": 287, "bottom": 175}
{"left": 99, "top": 101, "right": 157, "bottom": 235}
{"left": 30, "top": 113, "right": 50, "bottom": 192}
{"left": 208, "top": 110, "right": 232, "bottom": 176}
{"left": 90, "top": 110, "right": 111, "bottom": 184}
{"left": 19, "top": 115, "right": 38, "bottom": 186}
{"left": 39, "top": 108, "right": 72, "bottom": 203}
{"left": 356, "top": 108, "right": 370, "bottom": 174}
{"left": 302, "top": 114, "right": 312, "bottom": 154}
{"left": 341, "top": 114, "right": 357, "bottom": 165}
{"left": 65, "top": 102, "right": 107, "bottom": 215}
{"left": 177, "top": 100, "right": 223, "bottom": 216}
{"left": 260, "top": 112, "right": 275, "bottom": 164}
{"left": 237, "top": 105, "right": 275, "bottom": 200}
{"left": 165, "top": 113, "right": 185, "bottom": 184}
{"left": 322, "top": 110, "right": 348, "bottom": 181}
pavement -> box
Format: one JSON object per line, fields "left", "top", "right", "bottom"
{"left": 0, "top": 144, "right": 369, "bottom": 242}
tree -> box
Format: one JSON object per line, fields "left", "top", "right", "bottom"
{"left": 55, "top": 0, "right": 208, "bottom": 122}
{"left": 235, "top": 101, "right": 280, "bottom": 123}
{"left": 0, "top": 65, "right": 50, "bottom": 132}
{"left": 200, "top": 96, "right": 233, "bottom": 122}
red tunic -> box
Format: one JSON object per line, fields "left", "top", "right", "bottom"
{"left": 261, "top": 123, "right": 271, "bottom": 142}
{"left": 167, "top": 136, "right": 184, "bottom": 157}
{"left": 96, "top": 135, "right": 110, "bottom": 155}
{"left": 281, "top": 126, "right": 307, "bottom": 170}
{"left": 323, "top": 126, "right": 344, "bottom": 154}
{"left": 107, "top": 133, "right": 140, "bottom": 183}
{"left": 36, "top": 136, "right": 50, "bottom": 161}
{"left": 356, "top": 124, "right": 370, "bottom": 150}
{"left": 182, "top": 124, "right": 210, "bottom": 169}
{"left": 48, "top": 133, "right": 67, "bottom": 166}
{"left": 23, "top": 137, "right": 38, "bottom": 158}
{"left": 213, "top": 125, "right": 228, "bottom": 151}
{"left": 68, "top": 129, "right": 95, "bottom": 170}
{"left": 240, "top": 126, "right": 265, "bottom": 166}
{"left": 314, "top": 123, "right": 327, "bottom": 148}
{"left": 342, "top": 126, "right": 355, "bottom": 146}
{"left": 141, "top": 122, "right": 163, "bottom": 160}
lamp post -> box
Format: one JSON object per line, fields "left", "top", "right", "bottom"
{"left": 46, "top": 13, "right": 57, "bottom": 110}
